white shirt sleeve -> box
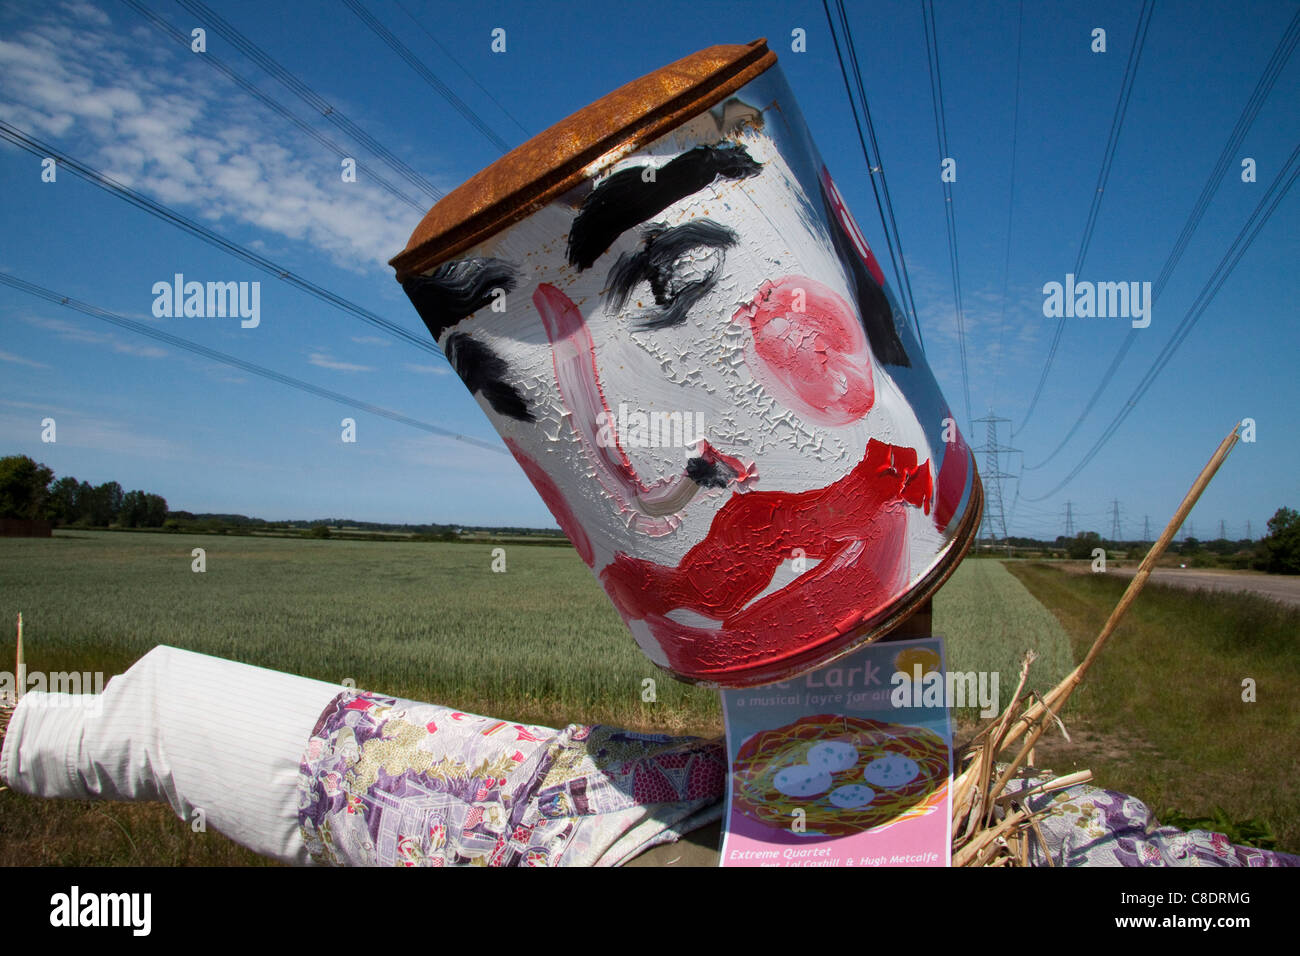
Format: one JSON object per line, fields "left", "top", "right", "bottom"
{"left": 0, "top": 645, "right": 343, "bottom": 865}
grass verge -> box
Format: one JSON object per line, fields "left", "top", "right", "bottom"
{"left": 1004, "top": 561, "right": 1299, "bottom": 853}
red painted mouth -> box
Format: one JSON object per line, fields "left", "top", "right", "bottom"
{"left": 600, "top": 438, "right": 933, "bottom": 683}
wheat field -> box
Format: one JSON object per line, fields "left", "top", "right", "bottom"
{"left": 0, "top": 531, "right": 1072, "bottom": 734}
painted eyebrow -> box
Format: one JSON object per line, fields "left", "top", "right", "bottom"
{"left": 566, "top": 143, "right": 762, "bottom": 271}
{"left": 402, "top": 257, "right": 520, "bottom": 342}
{"left": 605, "top": 220, "right": 737, "bottom": 329}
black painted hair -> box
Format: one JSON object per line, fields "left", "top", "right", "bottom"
{"left": 818, "top": 178, "right": 911, "bottom": 368}
{"left": 402, "top": 257, "right": 519, "bottom": 342}
{"left": 566, "top": 143, "right": 762, "bottom": 271}
{"left": 443, "top": 332, "right": 533, "bottom": 422}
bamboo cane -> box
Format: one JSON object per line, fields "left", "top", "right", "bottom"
{"left": 1028, "top": 813, "right": 1055, "bottom": 867}
{"left": 986, "top": 422, "right": 1242, "bottom": 805}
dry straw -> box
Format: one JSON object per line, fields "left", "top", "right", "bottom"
{"left": 950, "top": 423, "right": 1243, "bottom": 866}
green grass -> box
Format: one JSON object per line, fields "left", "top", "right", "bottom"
{"left": 0, "top": 532, "right": 1072, "bottom": 733}
{"left": 0, "top": 530, "right": 715, "bottom": 865}
{"left": 1005, "top": 562, "right": 1300, "bottom": 853}
{"left": 0, "top": 796, "right": 280, "bottom": 866}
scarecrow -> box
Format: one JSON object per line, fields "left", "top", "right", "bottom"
{"left": 2, "top": 41, "right": 1293, "bottom": 868}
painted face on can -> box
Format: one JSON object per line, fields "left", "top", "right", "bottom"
{"left": 402, "top": 119, "right": 971, "bottom": 686}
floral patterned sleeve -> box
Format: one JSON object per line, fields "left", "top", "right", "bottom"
{"left": 1003, "top": 771, "right": 1300, "bottom": 868}
{"left": 296, "top": 691, "right": 726, "bottom": 867}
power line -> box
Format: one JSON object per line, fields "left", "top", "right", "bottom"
{"left": 175, "top": 0, "right": 443, "bottom": 202}
{"left": 1025, "top": 6, "right": 1300, "bottom": 470}
{"left": 392, "top": 0, "right": 531, "bottom": 139}
{"left": 1073, "top": 3, "right": 1155, "bottom": 280}
{"left": 921, "top": 0, "right": 971, "bottom": 426}
{"left": 0, "top": 120, "right": 447, "bottom": 361}
{"left": 992, "top": 0, "right": 1025, "bottom": 414}
{"left": 1154, "top": 7, "right": 1299, "bottom": 297}
{"left": 822, "top": 0, "right": 926, "bottom": 353}
{"left": 1022, "top": 142, "right": 1300, "bottom": 502}
{"left": 1016, "top": 0, "right": 1155, "bottom": 436}
{"left": 118, "top": 0, "right": 426, "bottom": 213}
{"left": 340, "top": 0, "right": 511, "bottom": 154}
{"left": 0, "top": 271, "right": 507, "bottom": 455}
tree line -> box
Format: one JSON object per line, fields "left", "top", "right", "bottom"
{"left": 0, "top": 455, "right": 167, "bottom": 528}
{"left": 11, "top": 448, "right": 1290, "bottom": 569}
{"left": 981, "top": 508, "right": 1299, "bottom": 574}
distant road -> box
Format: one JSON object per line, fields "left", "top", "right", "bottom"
{"left": 1059, "top": 564, "right": 1300, "bottom": 607}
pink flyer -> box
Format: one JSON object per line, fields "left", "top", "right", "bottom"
{"left": 719, "top": 636, "right": 952, "bottom": 867}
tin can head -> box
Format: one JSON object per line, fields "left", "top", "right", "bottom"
{"left": 392, "top": 41, "right": 981, "bottom": 687}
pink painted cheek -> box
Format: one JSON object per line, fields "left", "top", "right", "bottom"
{"left": 734, "top": 275, "right": 874, "bottom": 426}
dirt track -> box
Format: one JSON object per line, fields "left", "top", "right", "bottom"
{"left": 1062, "top": 564, "right": 1300, "bottom": 607}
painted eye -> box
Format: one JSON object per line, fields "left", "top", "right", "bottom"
{"left": 605, "top": 221, "right": 736, "bottom": 330}
{"left": 662, "top": 247, "right": 721, "bottom": 297}
{"left": 626, "top": 247, "right": 723, "bottom": 329}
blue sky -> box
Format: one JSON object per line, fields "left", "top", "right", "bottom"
{"left": 1, "top": 0, "right": 1296, "bottom": 540}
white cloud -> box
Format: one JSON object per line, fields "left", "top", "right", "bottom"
{"left": 61, "top": 1, "right": 111, "bottom": 28}
{"left": 308, "top": 352, "right": 373, "bottom": 372}
{"left": 0, "top": 349, "right": 51, "bottom": 369}
{"left": 0, "top": 398, "right": 83, "bottom": 416}
{"left": 403, "top": 362, "right": 450, "bottom": 375}
{"left": 19, "top": 312, "right": 168, "bottom": 359}
{"left": 0, "top": 6, "right": 423, "bottom": 273}
{"left": 386, "top": 434, "right": 518, "bottom": 474}
{"left": 904, "top": 259, "right": 1049, "bottom": 415}
{"left": 0, "top": 408, "right": 177, "bottom": 460}
{"left": 352, "top": 336, "right": 392, "bottom": 346}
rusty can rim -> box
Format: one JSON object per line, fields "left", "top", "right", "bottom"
{"left": 390, "top": 38, "right": 777, "bottom": 281}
